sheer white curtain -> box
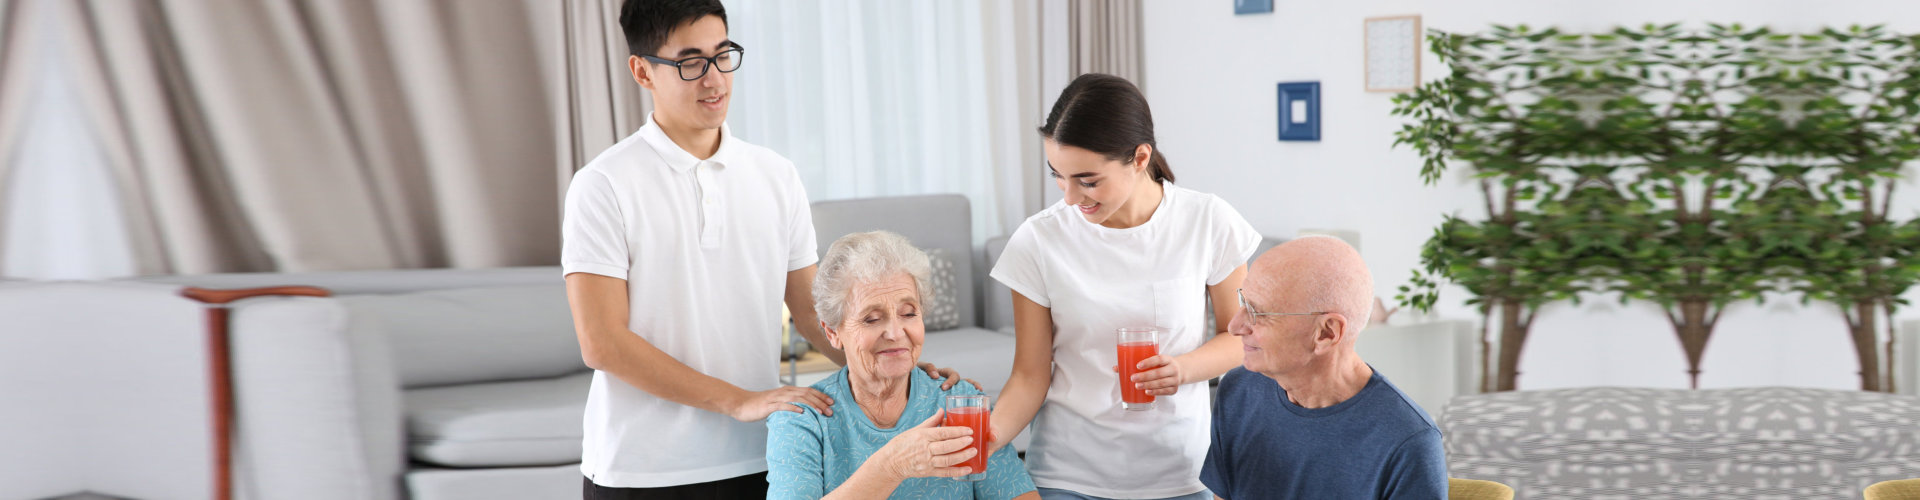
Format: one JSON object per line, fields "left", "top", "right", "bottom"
{"left": 1, "top": 0, "right": 139, "bottom": 280}
{"left": 726, "top": 0, "right": 1032, "bottom": 242}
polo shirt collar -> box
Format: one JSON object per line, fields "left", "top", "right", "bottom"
{"left": 638, "top": 112, "right": 738, "bottom": 172}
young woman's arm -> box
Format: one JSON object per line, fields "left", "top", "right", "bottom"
{"left": 987, "top": 290, "right": 1055, "bottom": 455}
{"left": 1132, "top": 265, "right": 1249, "bottom": 395}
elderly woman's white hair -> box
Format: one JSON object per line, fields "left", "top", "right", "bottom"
{"left": 812, "top": 231, "right": 934, "bottom": 328}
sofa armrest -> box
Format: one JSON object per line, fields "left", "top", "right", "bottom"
{"left": 183, "top": 286, "right": 329, "bottom": 500}
{"left": 0, "top": 282, "right": 216, "bottom": 499}
{"left": 227, "top": 296, "right": 404, "bottom": 500}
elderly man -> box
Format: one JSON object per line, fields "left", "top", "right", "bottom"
{"left": 1201, "top": 236, "right": 1447, "bottom": 499}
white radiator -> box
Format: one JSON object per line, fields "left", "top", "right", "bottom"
{"left": 1902, "top": 319, "right": 1918, "bottom": 397}
{"left": 1354, "top": 319, "right": 1480, "bottom": 419}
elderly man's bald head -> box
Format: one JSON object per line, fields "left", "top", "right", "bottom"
{"left": 1248, "top": 236, "right": 1373, "bottom": 337}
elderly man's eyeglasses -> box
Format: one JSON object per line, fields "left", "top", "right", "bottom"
{"left": 1237, "top": 289, "right": 1330, "bottom": 321}
{"left": 641, "top": 44, "right": 745, "bottom": 81}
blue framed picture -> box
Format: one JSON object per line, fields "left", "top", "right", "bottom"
{"left": 1235, "top": 0, "right": 1273, "bottom": 15}
{"left": 1277, "top": 81, "right": 1320, "bottom": 141}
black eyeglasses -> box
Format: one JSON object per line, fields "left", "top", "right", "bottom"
{"left": 642, "top": 44, "right": 745, "bottom": 81}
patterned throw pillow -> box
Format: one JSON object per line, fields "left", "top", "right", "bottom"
{"left": 921, "top": 249, "right": 962, "bottom": 330}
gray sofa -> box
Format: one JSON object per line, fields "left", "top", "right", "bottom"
{"left": 135, "top": 267, "right": 584, "bottom": 500}
{"left": 1445, "top": 386, "right": 1920, "bottom": 499}
{"left": 5, "top": 194, "right": 1333, "bottom": 500}
{"left": 12, "top": 194, "right": 1021, "bottom": 500}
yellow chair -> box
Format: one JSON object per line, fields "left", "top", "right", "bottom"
{"left": 1449, "top": 478, "right": 1514, "bottom": 500}
{"left": 1867, "top": 479, "right": 1920, "bottom": 500}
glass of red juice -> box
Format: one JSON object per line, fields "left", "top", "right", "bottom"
{"left": 942, "top": 395, "right": 989, "bottom": 481}
{"left": 1118, "top": 326, "right": 1161, "bottom": 410}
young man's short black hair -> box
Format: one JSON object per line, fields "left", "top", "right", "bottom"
{"left": 620, "top": 0, "right": 729, "bottom": 58}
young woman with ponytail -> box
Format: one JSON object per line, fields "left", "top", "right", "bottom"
{"left": 986, "top": 73, "right": 1261, "bottom": 500}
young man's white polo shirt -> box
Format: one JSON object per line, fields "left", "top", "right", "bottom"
{"left": 561, "top": 114, "right": 818, "bottom": 488}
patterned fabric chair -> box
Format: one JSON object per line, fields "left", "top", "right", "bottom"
{"left": 1449, "top": 478, "right": 1514, "bottom": 500}
{"left": 1867, "top": 478, "right": 1920, "bottom": 500}
{"left": 1444, "top": 387, "right": 1920, "bottom": 499}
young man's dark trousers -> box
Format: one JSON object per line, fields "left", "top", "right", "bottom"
{"left": 582, "top": 472, "right": 768, "bottom": 500}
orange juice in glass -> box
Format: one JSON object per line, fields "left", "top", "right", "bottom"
{"left": 1117, "top": 326, "right": 1160, "bottom": 410}
{"left": 942, "top": 395, "right": 989, "bottom": 481}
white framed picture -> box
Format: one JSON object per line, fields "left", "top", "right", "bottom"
{"left": 1365, "top": 15, "right": 1421, "bottom": 93}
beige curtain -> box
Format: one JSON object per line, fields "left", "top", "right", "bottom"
{"left": 63, "top": 0, "right": 265, "bottom": 274}
{"left": 554, "top": 0, "right": 650, "bottom": 201}
{"left": 982, "top": 0, "right": 1045, "bottom": 230}
{"left": 1067, "top": 0, "right": 1143, "bottom": 87}
{"left": 55, "top": 0, "right": 563, "bottom": 274}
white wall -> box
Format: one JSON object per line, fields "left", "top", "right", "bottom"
{"left": 1142, "top": 0, "right": 1920, "bottom": 391}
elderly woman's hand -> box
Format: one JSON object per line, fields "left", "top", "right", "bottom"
{"left": 917, "top": 362, "right": 983, "bottom": 391}
{"left": 873, "top": 409, "right": 979, "bottom": 481}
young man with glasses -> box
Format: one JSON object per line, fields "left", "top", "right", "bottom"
{"left": 561, "top": 1, "right": 966, "bottom": 498}
{"left": 1203, "top": 236, "right": 1446, "bottom": 499}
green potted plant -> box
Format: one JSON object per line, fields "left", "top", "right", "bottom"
{"left": 1399, "top": 23, "right": 1920, "bottom": 392}
{"left": 1393, "top": 26, "right": 1649, "bottom": 391}
{"left": 1736, "top": 25, "right": 1920, "bottom": 392}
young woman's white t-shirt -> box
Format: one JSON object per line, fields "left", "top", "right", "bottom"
{"left": 990, "top": 182, "right": 1260, "bottom": 498}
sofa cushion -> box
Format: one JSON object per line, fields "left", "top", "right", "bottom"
{"left": 406, "top": 464, "right": 581, "bottom": 500}
{"left": 813, "top": 195, "right": 978, "bottom": 329}
{"left": 923, "top": 249, "right": 963, "bottom": 330}
{"left": 233, "top": 296, "right": 405, "bottom": 500}
{"left": 405, "top": 371, "right": 590, "bottom": 467}
{"left": 916, "top": 327, "right": 1017, "bottom": 401}
{"left": 341, "top": 284, "right": 580, "bottom": 388}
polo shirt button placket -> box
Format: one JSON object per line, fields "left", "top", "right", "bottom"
{"left": 698, "top": 162, "right": 720, "bottom": 248}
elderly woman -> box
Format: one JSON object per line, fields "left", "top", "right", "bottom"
{"left": 767, "top": 231, "right": 1039, "bottom": 500}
